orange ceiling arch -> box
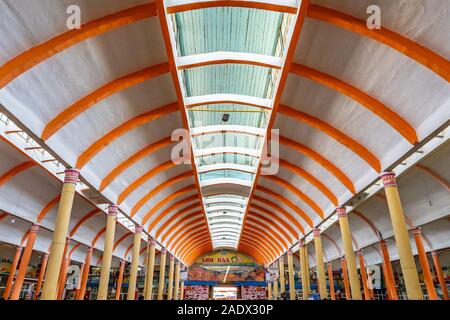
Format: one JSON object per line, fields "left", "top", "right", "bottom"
{"left": 141, "top": 185, "right": 198, "bottom": 225}
{"left": 240, "top": 231, "right": 279, "bottom": 259}
{"left": 99, "top": 137, "right": 173, "bottom": 191}
{"left": 180, "top": 238, "right": 212, "bottom": 261}
{"left": 177, "top": 233, "right": 211, "bottom": 258}
{"left": 249, "top": 204, "right": 297, "bottom": 239}
{"left": 307, "top": 4, "right": 450, "bottom": 82}
{"left": 240, "top": 235, "right": 275, "bottom": 262}
{"left": 112, "top": 232, "right": 133, "bottom": 253}
{"left": 76, "top": 103, "right": 178, "bottom": 168}
{"left": 0, "top": 161, "right": 36, "bottom": 186}
{"left": 252, "top": 195, "right": 305, "bottom": 235}
{"left": 279, "top": 135, "right": 355, "bottom": 194}
{"left": 91, "top": 227, "right": 107, "bottom": 247}
{"left": 36, "top": 195, "right": 61, "bottom": 223}
{"left": 244, "top": 223, "right": 287, "bottom": 253}
{"left": 261, "top": 175, "right": 324, "bottom": 218}
{"left": 42, "top": 63, "right": 170, "bottom": 141}
{"left": 248, "top": 210, "right": 294, "bottom": 243}
{"left": 171, "top": 225, "right": 210, "bottom": 253}
{"left": 278, "top": 158, "right": 338, "bottom": 205}
{"left": 165, "top": 217, "right": 205, "bottom": 248}
{"left": 131, "top": 171, "right": 194, "bottom": 216}
{"left": 0, "top": 4, "right": 157, "bottom": 89}
{"left": 148, "top": 196, "right": 200, "bottom": 233}
{"left": 255, "top": 185, "right": 314, "bottom": 227}
{"left": 154, "top": 203, "right": 201, "bottom": 239}
{"left": 278, "top": 104, "right": 381, "bottom": 172}
{"left": 246, "top": 217, "right": 289, "bottom": 249}
{"left": 290, "top": 63, "right": 418, "bottom": 144}
{"left": 69, "top": 208, "right": 101, "bottom": 238}
{"left": 160, "top": 211, "right": 203, "bottom": 244}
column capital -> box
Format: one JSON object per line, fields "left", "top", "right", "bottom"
{"left": 336, "top": 206, "right": 347, "bottom": 218}
{"left": 170, "top": 254, "right": 175, "bottom": 261}
{"left": 64, "top": 168, "right": 80, "bottom": 184}
{"left": 380, "top": 171, "right": 398, "bottom": 188}
{"left": 30, "top": 223, "right": 40, "bottom": 233}
{"left": 431, "top": 251, "right": 439, "bottom": 257}
{"left": 298, "top": 240, "right": 304, "bottom": 247}
{"left": 287, "top": 249, "right": 293, "bottom": 256}
{"left": 357, "top": 249, "right": 364, "bottom": 256}
{"left": 87, "top": 246, "right": 94, "bottom": 253}
{"left": 411, "top": 227, "right": 422, "bottom": 236}
{"left": 161, "top": 248, "right": 167, "bottom": 254}
{"left": 134, "top": 225, "right": 143, "bottom": 234}
{"left": 176, "top": 261, "right": 181, "bottom": 266}
{"left": 313, "top": 228, "right": 321, "bottom": 237}
{"left": 150, "top": 239, "right": 157, "bottom": 246}
{"left": 379, "top": 239, "right": 388, "bottom": 246}
{"left": 107, "top": 205, "right": 119, "bottom": 217}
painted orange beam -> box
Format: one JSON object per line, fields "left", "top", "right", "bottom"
{"left": 180, "top": 238, "right": 211, "bottom": 262}
{"left": 241, "top": 231, "right": 279, "bottom": 259}
{"left": 112, "top": 232, "right": 133, "bottom": 253}
{"left": 43, "top": 63, "right": 170, "bottom": 141}
{"left": 353, "top": 210, "right": 381, "bottom": 239}
{"left": 36, "top": 195, "right": 61, "bottom": 223}
{"left": 184, "top": 243, "right": 213, "bottom": 265}
{"left": 249, "top": 204, "right": 298, "bottom": 239}
{"left": 252, "top": 195, "right": 305, "bottom": 235}
{"left": 307, "top": 4, "right": 450, "bottom": 82}
{"left": 279, "top": 135, "right": 355, "bottom": 194}
{"left": 76, "top": 102, "right": 178, "bottom": 168}
{"left": 279, "top": 157, "right": 339, "bottom": 206}
{"left": 0, "top": 4, "right": 157, "bottom": 89}
{"left": 279, "top": 104, "right": 381, "bottom": 172}
{"left": 165, "top": 217, "right": 205, "bottom": 248}
{"left": 69, "top": 209, "right": 101, "bottom": 238}
{"left": 248, "top": 211, "right": 293, "bottom": 243}
{"left": 186, "top": 99, "right": 270, "bottom": 110}
{"left": 119, "top": 160, "right": 177, "bottom": 205}
{"left": 262, "top": 175, "right": 323, "bottom": 218}
{"left": 154, "top": 203, "right": 201, "bottom": 239}
{"left": 245, "top": 221, "right": 288, "bottom": 251}
{"left": 177, "top": 233, "right": 211, "bottom": 259}
{"left": 141, "top": 185, "right": 197, "bottom": 225}
{"left": 171, "top": 224, "right": 210, "bottom": 253}
{"left": 166, "top": 1, "right": 298, "bottom": 14}
{"left": 240, "top": 241, "right": 270, "bottom": 262}
{"left": 91, "top": 227, "right": 107, "bottom": 247}
{"left": 179, "top": 59, "right": 281, "bottom": 71}
{"left": 148, "top": 195, "right": 200, "bottom": 233}
{"left": 290, "top": 63, "right": 418, "bottom": 144}
{"left": 240, "top": 234, "right": 275, "bottom": 262}
{"left": 244, "top": 225, "right": 284, "bottom": 256}
{"left": 160, "top": 211, "right": 203, "bottom": 243}
{"left": 99, "top": 137, "right": 173, "bottom": 191}
{"left": 239, "top": 244, "right": 267, "bottom": 265}
{"left": 0, "top": 161, "right": 36, "bottom": 186}
{"left": 131, "top": 171, "right": 194, "bottom": 216}
{"left": 246, "top": 217, "right": 289, "bottom": 249}
{"left": 255, "top": 185, "right": 314, "bottom": 227}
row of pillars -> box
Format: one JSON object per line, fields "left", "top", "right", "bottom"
{"left": 267, "top": 172, "right": 449, "bottom": 300}
{"left": 2, "top": 169, "right": 186, "bottom": 300}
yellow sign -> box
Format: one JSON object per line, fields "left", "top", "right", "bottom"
{"left": 194, "top": 250, "right": 256, "bottom": 266}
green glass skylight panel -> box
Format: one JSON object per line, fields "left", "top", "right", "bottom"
{"left": 199, "top": 170, "right": 254, "bottom": 182}
{"left": 197, "top": 153, "right": 258, "bottom": 167}
{"left": 193, "top": 133, "right": 263, "bottom": 150}
{"left": 173, "top": 7, "right": 286, "bottom": 57}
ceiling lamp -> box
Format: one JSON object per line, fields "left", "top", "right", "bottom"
{"left": 222, "top": 113, "right": 230, "bottom": 122}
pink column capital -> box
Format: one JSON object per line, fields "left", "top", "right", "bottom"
{"left": 134, "top": 225, "right": 143, "bottom": 234}
{"left": 170, "top": 255, "right": 175, "bottom": 261}
{"left": 30, "top": 223, "right": 40, "bottom": 233}
{"left": 161, "top": 248, "right": 167, "bottom": 254}
{"left": 64, "top": 168, "right": 80, "bottom": 184}
{"left": 313, "top": 229, "right": 321, "bottom": 237}
{"left": 411, "top": 227, "right": 422, "bottom": 236}
{"left": 287, "top": 250, "right": 293, "bottom": 256}
{"left": 150, "top": 239, "right": 157, "bottom": 246}
{"left": 107, "top": 205, "right": 119, "bottom": 217}
{"left": 380, "top": 171, "right": 398, "bottom": 188}
{"left": 336, "top": 206, "right": 347, "bottom": 218}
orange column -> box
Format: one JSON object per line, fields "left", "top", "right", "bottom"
{"left": 57, "top": 238, "right": 71, "bottom": 300}
{"left": 34, "top": 253, "right": 49, "bottom": 300}
{"left": 358, "top": 250, "right": 371, "bottom": 300}
{"left": 431, "top": 251, "right": 449, "bottom": 300}
{"left": 381, "top": 262, "right": 392, "bottom": 300}
{"left": 115, "top": 259, "right": 126, "bottom": 300}
{"left": 2, "top": 246, "right": 23, "bottom": 299}
{"left": 412, "top": 228, "right": 438, "bottom": 300}
{"left": 340, "top": 257, "right": 351, "bottom": 299}
{"left": 75, "top": 263, "right": 85, "bottom": 298}
{"left": 10, "top": 224, "right": 40, "bottom": 300}
{"left": 327, "top": 262, "right": 335, "bottom": 300}
{"left": 380, "top": 240, "right": 398, "bottom": 300}
{"left": 77, "top": 246, "right": 93, "bottom": 300}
